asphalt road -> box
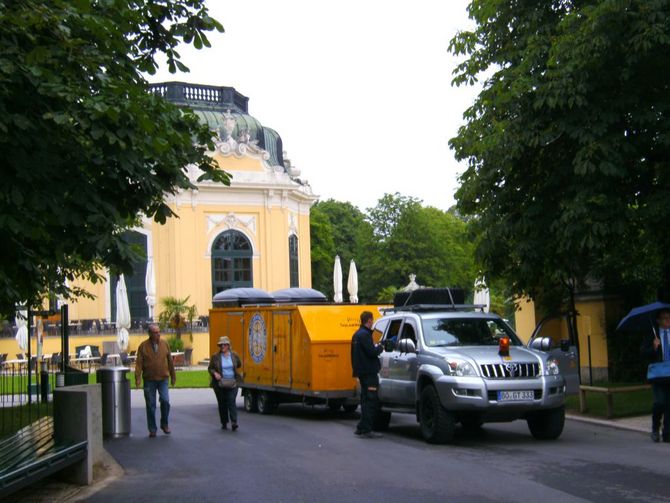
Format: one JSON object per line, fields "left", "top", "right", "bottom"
{"left": 84, "top": 389, "right": 670, "bottom": 503}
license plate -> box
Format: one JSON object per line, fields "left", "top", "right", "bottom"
{"left": 497, "top": 390, "right": 534, "bottom": 401}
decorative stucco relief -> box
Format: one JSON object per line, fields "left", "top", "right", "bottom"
{"left": 207, "top": 212, "right": 257, "bottom": 235}
{"left": 214, "top": 110, "right": 271, "bottom": 161}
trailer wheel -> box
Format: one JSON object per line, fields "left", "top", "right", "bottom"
{"left": 327, "top": 400, "right": 344, "bottom": 412}
{"left": 244, "top": 390, "right": 258, "bottom": 413}
{"left": 342, "top": 404, "right": 358, "bottom": 413}
{"left": 257, "top": 391, "right": 276, "bottom": 415}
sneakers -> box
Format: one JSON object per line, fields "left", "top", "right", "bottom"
{"left": 221, "top": 424, "right": 228, "bottom": 430}
{"left": 161, "top": 426, "right": 171, "bottom": 435}
{"left": 651, "top": 430, "right": 660, "bottom": 442}
{"left": 149, "top": 431, "right": 157, "bottom": 438}
{"left": 231, "top": 423, "right": 239, "bottom": 431}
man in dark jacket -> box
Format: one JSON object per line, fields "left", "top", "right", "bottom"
{"left": 641, "top": 309, "right": 670, "bottom": 442}
{"left": 351, "top": 310, "right": 383, "bottom": 438}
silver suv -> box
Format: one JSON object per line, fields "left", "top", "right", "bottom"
{"left": 373, "top": 304, "right": 567, "bottom": 444}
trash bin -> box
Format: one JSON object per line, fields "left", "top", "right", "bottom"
{"left": 96, "top": 366, "right": 131, "bottom": 438}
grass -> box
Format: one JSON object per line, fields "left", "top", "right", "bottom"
{"left": 0, "top": 369, "right": 211, "bottom": 394}
{"left": 0, "top": 404, "right": 51, "bottom": 437}
{"left": 565, "top": 382, "right": 652, "bottom": 418}
{"left": 126, "top": 369, "right": 210, "bottom": 388}
{"left": 0, "top": 369, "right": 210, "bottom": 437}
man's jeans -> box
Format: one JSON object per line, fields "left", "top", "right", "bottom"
{"left": 357, "top": 374, "right": 380, "bottom": 433}
{"left": 143, "top": 379, "right": 170, "bottom": 432}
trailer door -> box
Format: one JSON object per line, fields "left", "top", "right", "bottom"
{"left": 272, "top": 311, "right": 292, "bottom": 387}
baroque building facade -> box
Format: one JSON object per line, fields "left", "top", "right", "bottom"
{"left": 69, "top": 82, "right": 317, "bottom": 325}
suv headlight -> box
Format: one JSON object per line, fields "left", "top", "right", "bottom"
{"left": 544, "top": 358, "right": 560, "bottom": 376}
{"left": 447, "top": 359, "right": 477, "bottom": 377}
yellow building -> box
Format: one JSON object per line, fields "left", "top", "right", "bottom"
{"left": 41, "top": 82, "right": 318, "bottom": 363}
{"left": 515, "top": 293, "right": 623, "bottom": 383}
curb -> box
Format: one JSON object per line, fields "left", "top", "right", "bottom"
{"left": 566, "top": 413, "right": 648, "bottom": 434}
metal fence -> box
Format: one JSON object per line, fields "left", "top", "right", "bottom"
{"left": 0, "top": 358, "right": 66, "bottom": 437}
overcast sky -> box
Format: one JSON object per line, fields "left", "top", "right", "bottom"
{"left": 149, "top": 0, "right": 479, "bottom": 212}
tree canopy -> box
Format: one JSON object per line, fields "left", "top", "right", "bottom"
{"left": 0, "top": 0, "right": 228, "bottom": 315}
{"left": 310, "top": 194, "right": 477, "bottom": 304}
{"left": 449, "top": 0, "right": 670, "bottom": 310}
{"left": 360, "top": 194, "right": 476, "bottom": 301}
{"left": 309, "top": 200, "right": 370, "bottom": 299}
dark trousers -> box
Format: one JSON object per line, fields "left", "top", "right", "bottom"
{"left": 652, "top": 382, "right": 670, "bottom": 436}
{"left": 213, "top": 386, "right": 238, "bottom": 426}
{"left": 357, "top": 374, "right": 380, "bottom": 433}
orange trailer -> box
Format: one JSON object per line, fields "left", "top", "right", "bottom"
{"left": 209, "top": 290, "right": 385, "bottom": 414}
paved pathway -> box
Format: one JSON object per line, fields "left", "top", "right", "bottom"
{"left": 13, "top": 389, "right": 655, "bottom": 502}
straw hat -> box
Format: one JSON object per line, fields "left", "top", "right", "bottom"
{"left": 217, "top": 336, "right": 231, "bottom": 346}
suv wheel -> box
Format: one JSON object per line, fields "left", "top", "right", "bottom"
{"left": 373, "top": 411, "right": 392, "bottom": 431}
{"left": 419, "top": 386, "right": 455, "bottom": 444}
{"left": 527, "top": 406, "right": 565, "bottom": 440}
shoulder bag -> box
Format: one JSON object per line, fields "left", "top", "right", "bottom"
{"left": 217, "top": 378, "right": 237, "bottom": 389}
{"left": 647, "top": 361, "right": 670, "bottom": 382}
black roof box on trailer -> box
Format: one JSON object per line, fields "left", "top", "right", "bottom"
{"left": 393, "top": 288, "right": 466, "bottom": 308}
{"left": 212, "top": 288, "right": 275, "bottom": 307}
{"left": 272, "top": 288, "right": 328, "bottom": 304}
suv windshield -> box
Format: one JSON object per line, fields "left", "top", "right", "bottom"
{"left": 421, "top": 317, "right": 521, "bottom": 347}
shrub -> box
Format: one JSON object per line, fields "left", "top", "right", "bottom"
{"left": 166, "top": 336, "right": 184, "bottom": 353}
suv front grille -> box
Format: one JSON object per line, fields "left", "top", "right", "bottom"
{"left": 480, "top": 362, "right": 540, "bottom": 379}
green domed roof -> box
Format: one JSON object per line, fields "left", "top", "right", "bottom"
{"left": 149, "top": 82, "right": 285, "bottom": 167}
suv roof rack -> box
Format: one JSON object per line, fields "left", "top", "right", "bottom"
{"left": 383, "top": 304, "right": 488, "bottom": 313}
{"left": 393, "top": 287, "right": 466, "bottom": 308}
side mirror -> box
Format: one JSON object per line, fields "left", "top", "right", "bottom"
{"left": 559, "top": 339, "right": 571, "bottom": 352}
{"left": 529, "top": 336, "right": 552, "bottom": 352}
{"left": 397, "top": 338, "right": 416, "bottom": 354}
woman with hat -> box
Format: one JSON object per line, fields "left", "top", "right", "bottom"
{"left": 208, "top": 336, "right": 242, "bottom": 431}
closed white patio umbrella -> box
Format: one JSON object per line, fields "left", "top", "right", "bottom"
{"left": 145, "top": 256, "right": 156, "bottom": 321}
{"left": 15, "top": 310, "right": 28, "bottom": 354}
{"left": 116, "top": 275, "right": 131, "bottom": 351}
{"left": 333, "top": 255, "right": 343, "bottom": 303}
{"left": 347, "top": 259, "right": 358, "bottom": 304}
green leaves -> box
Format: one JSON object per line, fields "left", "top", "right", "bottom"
{"left": 0, "top": 0, "right": 226, "bottom": 315}
{"left": 310, "top": 196, "right": 477, "bottom": 304}
{"left": 450, "top": 0, "right": 670, "bottom": 310}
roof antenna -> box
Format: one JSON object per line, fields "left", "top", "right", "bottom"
{"left": 446, "top": 287, "right": 455, "bottom": 308}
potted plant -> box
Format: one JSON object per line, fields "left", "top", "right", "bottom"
{"left": 157, "top": 296, "right": 198, "bottom": 342}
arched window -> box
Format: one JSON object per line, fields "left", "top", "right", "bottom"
{"left": 110, "top": 231, "right": 148, "bottom": 323}
{"left": 289, "top": 234, "right": 299, "bottom": 288}
{"left": 212, "top": 230, "right": 253, "bottom": 295}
